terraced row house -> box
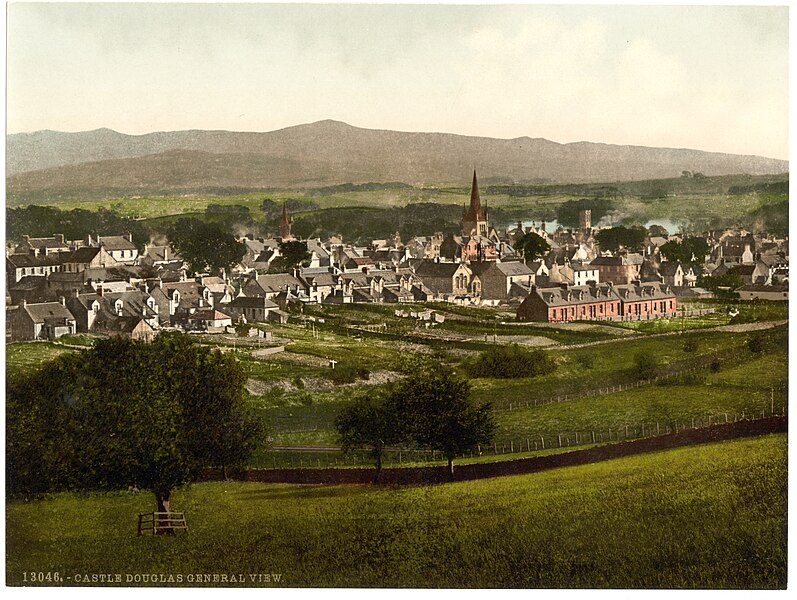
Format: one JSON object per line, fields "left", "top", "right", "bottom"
{"left": 516, "top": 281, "right": 677, "bottom": 322}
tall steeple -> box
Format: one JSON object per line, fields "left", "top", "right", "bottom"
{"left": 462, "top": 169, "right": 489, "bottom": 237}
{"left": 279, "top": 202, "right": 293, "bottom": 240}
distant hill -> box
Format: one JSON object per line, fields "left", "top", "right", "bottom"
{"left": 6, "top": 120, "right": 789, "bottom": 197}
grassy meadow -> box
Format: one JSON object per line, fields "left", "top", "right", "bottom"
{"left": 6, "top": 434, "right": 786, "bottom": 588}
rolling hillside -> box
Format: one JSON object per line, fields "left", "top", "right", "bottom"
{"left": 6, "top": 120, "right": 788, "bottom": 197}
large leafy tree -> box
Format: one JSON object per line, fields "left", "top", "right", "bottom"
{"left": 335, "top": 394, "right": 401, "bottom": 482}
{"left": 388, "top": 367, "right": 495, "bottom": 477}
{"left": 555, "top": 198, "right": 614, "bottom": 228}
{"left": 513, "top": 232, "right": 551, "bottom": 262}
{"left": 659, "top": 238, "right": 710, "bottom": 263}
{"left": 7, "top": 334, "right": 264, "bottom": 516}
{"left": 268, "top": 240, "right": 311, "bottom": 273}
{"left": 166, "top": 217, "right": 246, "bottom": 274}
{"left": 595, "top": 226, "right": 647, "bottom": 252}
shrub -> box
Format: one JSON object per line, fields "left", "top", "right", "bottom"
{"left": 633, "top": 351, "right": 659, "bottom": 380}
{"left": 748, "top": 335, "right": 766, "bottom": 354}
{"left": 327, "top": 364, "right": 358, "bottom": 385}
{"left": 710, "top": 358, "right": 722, "bottom": 373}
{"left": 575, "top": 353, "right": 595, "bottom": 369}
{"left": 683, "top": 339, "right": 698, "bottom": 353}
{"left": 466, "top": 344, "right": 556, "bottom": 379}
{"left": 357, "top": 367, "right": 371, "bottom": 381}
{"left": 298, "top": 393, "right": 314, "bottom": 407}
{"left": 293, "top": 376, "right": 305, "bottom": 390}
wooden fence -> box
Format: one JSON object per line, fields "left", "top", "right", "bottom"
{"left": 137, "top": 512, "right": 189, "bottom": 535}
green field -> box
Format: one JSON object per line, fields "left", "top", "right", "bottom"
{"left": 6, "top": 434, "right": 786, "bottom": 588}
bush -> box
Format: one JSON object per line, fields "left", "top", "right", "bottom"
{"left": 575, "top": 353, "right": 595, "bottom": 369}
{"left": 293, "top": 376, "right": 305, "bottom": 390}
{"left": 357, "top": 367, "right": 371, "bottom": 381}
{"left": 748, "top": 335, "right": 766, "bottom": 354}
{"left": 327, "top": 365, "right": 358, "bottom": 385}
{"left": 683, "top": 339, "right": 698, "bottom": 353}
{"left": 466, "top": 344, "right": 556, "bottom": 379}
{"left": 710, "top": 358, "right": 722, "bottom": 373}
{"left": 298, "top": 393, "right": 314, "bottom": 407}
{"left": 633, "top": 351, "right": 659, "bottom": 380}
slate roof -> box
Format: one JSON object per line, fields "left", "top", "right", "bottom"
{"left": 23, "top": 301, "right": 75, "bottom": 324}
{"left": 98, "top": 236, "right": 137, "bottom": 252}
{"left": 252, "top": 274, "right": 303, "bottom": 294}
{"left": 413, "top": 261, "right": 464, "bottom": 278}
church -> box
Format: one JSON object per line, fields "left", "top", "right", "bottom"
{"left": 459, "top": 170, "right": 498, "bottom": 262}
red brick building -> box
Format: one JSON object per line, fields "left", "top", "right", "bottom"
{"left": 516, "top": 281, "right": 676, "bottom": 322}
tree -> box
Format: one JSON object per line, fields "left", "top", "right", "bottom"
{"left": 660, "top": 238, "right": 710, "bottom": 263}
{"left": 647, "top": 224, "right": 669, "bottom": 237}
{"left": 512, "top": 232, "right": 551, "bottom": 262}
{"left": 595, "top": 226, "right": 647, "bottom": 252}
{"left": 555, "top": 198, "right": 614, "bottom": 228}
{"left": 633, "top": 351, "right": 659, "bottom": 380}
{"left": 166, "top": 217, "right": 246, "bottom": 275}
{"left": 6, "top": 334, "right": 264, "bottom": 519}
{"left": 268, "top": 240, "right": 311, "bottom": 273}
{"left": 335, "top": 395, "right": 401, "bottom": 482}
{"left": 388, "top": 367, "right": 495, "bottom": 477}
{"left": 466, "top": 344, "right": 556, "bottom": 379}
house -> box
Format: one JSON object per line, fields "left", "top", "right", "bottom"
{"left": 242, "top": 273, "right": 305, "bottom": 299}
{"left": 14, "top": 234, "right": 73, "bottom": 257}
{"left": 62, "top": 246, "right": 118, "bottom": 273}
{"left": 94, "top": 234, "right": 139, "bottom": 264}
{"left": 736, "top": 284, "right": 788, "bottom": 301}
{"left": 470, "top": 261, "right": 534, "bottom": 301}
{"left": 218, "top": 295, "right": 281, "bottom": 323}
{"left": 570, "top": 262, "right": 600, "bottom": 287}
{"left": 6, "top": 253, "right": 65, "bottom": 283}
{"left": 517, "top": 283, "right": 621, "bottom": 323}
{"left": 187, "top": 309, "right": 233, "bottom": 331}
{"left": 412, "top": 261, "right": 475, "bottom": 300}
{"left": 659, "top": 261, "right": 685, "bottom": 287}
{"left": 590, "top": 253, "right": 643, "bottom": 284}
{"left": 7, "top": 298, "right": 77, "bottom": 341}
{"left": 516, "top": 281, "right": 676, "bottom": 322}
{"left": 148, "top": 280, "right": 213, "bottom": 325}
{"left": 66, "top": 288, "right": 159, "bottom": 335}
{"left": 140, "top": 242, "right": 183, "bottom": 268}
{"left": 612, "top": 282, "right": 677, "bottom": 319}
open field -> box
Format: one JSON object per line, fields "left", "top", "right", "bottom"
{"left": 6, "top": 433, "right": 786, "bottom": 588}
{"left": 6, "top": 304, "right": 787, "bottom": 467}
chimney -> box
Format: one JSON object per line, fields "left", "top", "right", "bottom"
{"left": 124, "top": 232, "right": 132, "bottom": 242}
{"left": 59, "top": 296, "right": 66, "bottom": 306}
{"left": 22, "top": 235, "right": 29, "bottom": 243}
{"left": 20, "top": 298, "right": 26, "bottom": 308}
{"left": 73, "top": 288, "right": 81, "bottom": 298}
{"left": 55, "top": 234, "right": 64, "bottom": 244}
{"left": 559, "top": 282, "right": 569, "bottom": 291}
{"left": 96, "top": 287, "right": 104, "bottom": 297}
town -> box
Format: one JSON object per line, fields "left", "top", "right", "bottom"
{"left": 5, "top": 171, "right": 788, "bottom": 342}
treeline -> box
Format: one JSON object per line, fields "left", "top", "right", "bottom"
{"left": 6, "top": 206, "right": 152, "bottom": 250}
{"left": 484, "top": 184, "right": 619, "bottom": 198}
{"left": 291, "top": 203, "right": 466, "bottom": 242}
{"left": 304, "top": 182, "right": 414, "bottom": 196}
{"left": 728, "top": 181, "right": 789, "bottom": 195}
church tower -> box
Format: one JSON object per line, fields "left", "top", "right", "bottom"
{"left": 279, "top": 203, "right": 293, "bottom": 240}
{"left": 461, "top": 170, "right": 489, "bottom": 237}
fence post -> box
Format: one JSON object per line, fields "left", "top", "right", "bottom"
{"left": 592, "top": 431, "right": 596, "bottom": 443}
{"left": 656, "top": 422, "right": 660, "bottom": 435}
{"left": 558, "top": 435, "right": 562, "bottom": 447}
{"left": 510, "top": 440, "right": 514, "bottom": 452}
{"left": 541, "top": 436, "right": 545, "bottom": 449}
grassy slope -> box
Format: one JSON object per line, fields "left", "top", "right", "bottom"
{"left": 6, "top": 434, "right": 786, "bottom": 588}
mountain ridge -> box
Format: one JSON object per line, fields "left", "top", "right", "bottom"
{"left": 6, "top": 120, "right": 788, "bottom": 194}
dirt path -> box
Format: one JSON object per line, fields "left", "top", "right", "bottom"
{"left": 202, "top": 416, "right": 786, "bottom": 485}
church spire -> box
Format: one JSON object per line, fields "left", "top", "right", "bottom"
{"left": 468, "top": 170, "right": 482, "bottom": 219}
{"left": 461, "top": 169, "right": 489, "bottom": 237}
{"left": 279, "top": 202, "right": 292, "bottom": 240}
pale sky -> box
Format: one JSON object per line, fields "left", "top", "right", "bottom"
{"left": 5, "top": 2, "right": 790, "bottom": 159}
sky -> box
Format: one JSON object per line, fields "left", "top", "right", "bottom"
{"left": 5, "top": 2, "right": 790, "bottom": 159}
